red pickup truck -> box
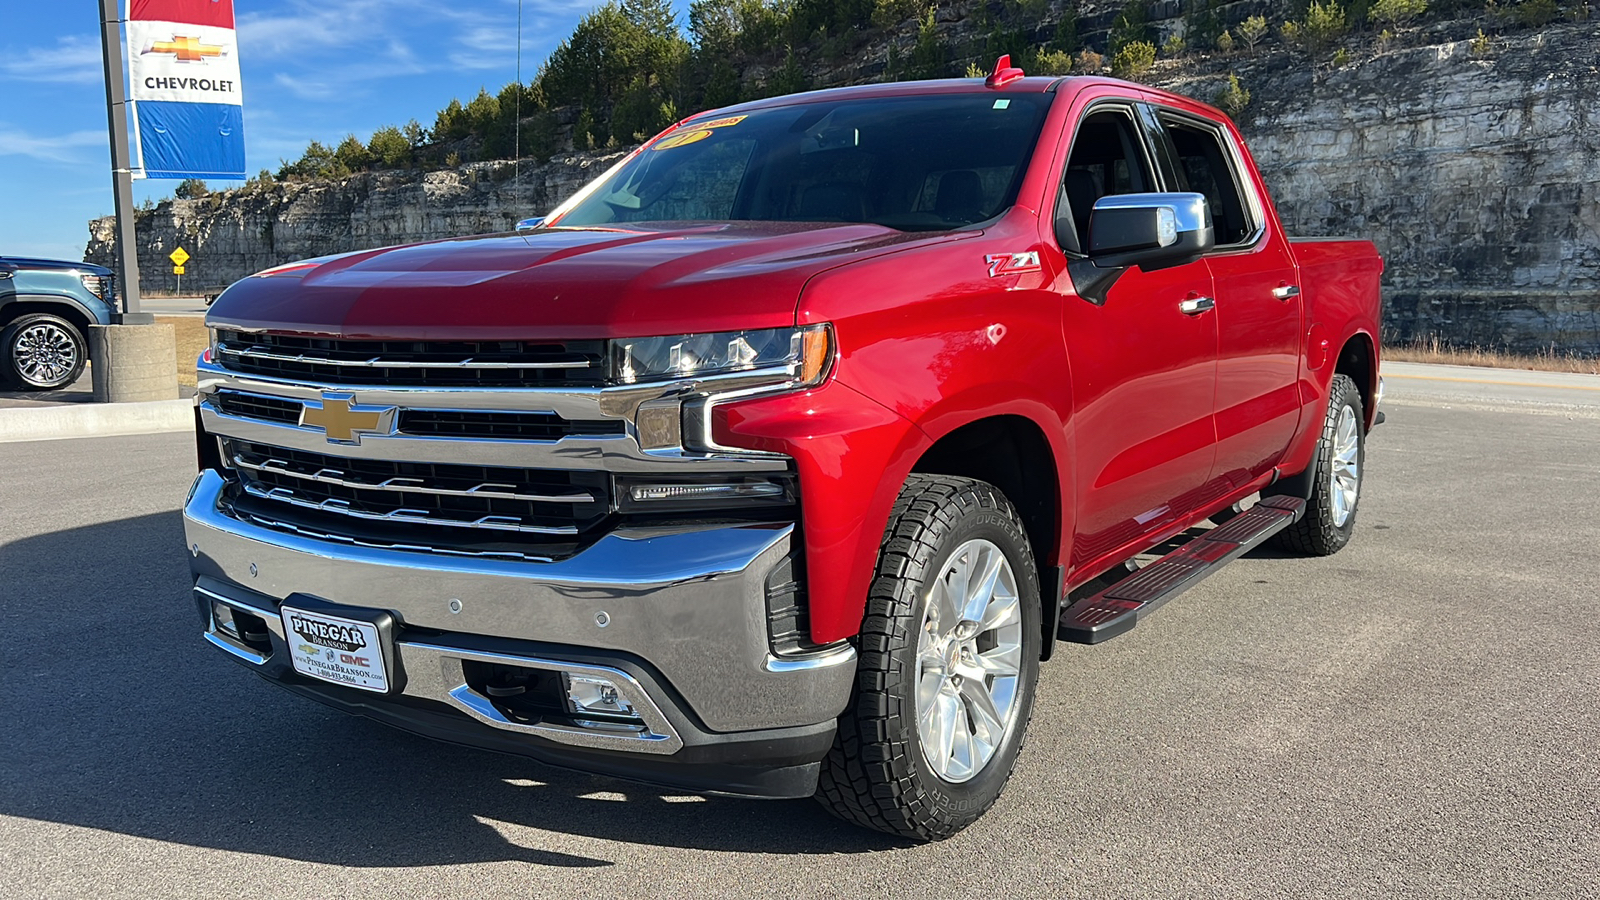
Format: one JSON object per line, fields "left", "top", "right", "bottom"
{"left": 186, "top": 65, "right": 1383, "bottom": 841}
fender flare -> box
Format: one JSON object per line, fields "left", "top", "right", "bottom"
{"left": 0, "top": 292, "right": 105, "bottom": 330}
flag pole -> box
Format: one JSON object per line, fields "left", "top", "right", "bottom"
{"left": 98, "top": 0, "right": 147, "bottom": 323}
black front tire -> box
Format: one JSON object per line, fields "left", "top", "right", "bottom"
{"left": 1, "top": 313, "right": 88, "bottom": 392}
{"left": 815, "top": 474, "right": 1041, "bottom": 841}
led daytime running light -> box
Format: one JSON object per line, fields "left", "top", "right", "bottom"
{"left": 629, "top": 482, "right": 786, "bottom": 502}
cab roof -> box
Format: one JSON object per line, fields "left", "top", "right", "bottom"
{"left": 687, "top": 75, "right": 1223, "bottom": 124}
{"left": 700, "top": 75, "right": 1072, "bottom": 117}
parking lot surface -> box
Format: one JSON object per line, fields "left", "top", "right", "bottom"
{"left": 2, "top": 368, "right": 1597, "bottom": 898}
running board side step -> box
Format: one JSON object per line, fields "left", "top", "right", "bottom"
{"left": 1057, "top": 495, "right": 1306, "bottom": 645}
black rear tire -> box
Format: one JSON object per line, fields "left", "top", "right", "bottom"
{"left": 1, "top": 313, "right": 88, "bottom": 392}
{"left": 1271, "top": 374, "right": 1365, "bottom": 556}
{"left": 815, "top": 474, "right": 1041, "bottom": 841}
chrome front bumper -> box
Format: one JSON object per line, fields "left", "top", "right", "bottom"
{"left": 184, "top": 470, "right": 857, "bottom": 745}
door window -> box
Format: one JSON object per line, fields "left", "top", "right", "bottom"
{"left": 1057, "top": 108, "right": 1157, "bottom": 253}
{"left": 1158, "top": 116, "right": 1255, "bottom": 246}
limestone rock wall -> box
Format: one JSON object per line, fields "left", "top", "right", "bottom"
{"left": 1179, "top": 24, "right": 1600, "bottom": 352}
{"left": 86, "top": 152, "right": 625, "bottom": 296}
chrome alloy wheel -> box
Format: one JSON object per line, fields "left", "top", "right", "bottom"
{"left": 12, "top": 321, "right": 79, "bottom": 388}
{"left": 915, "top": 538, "right": 1024, "bottom": 784}
{"left": 1329, "top": 405, "right": 1361, "bottom": 528}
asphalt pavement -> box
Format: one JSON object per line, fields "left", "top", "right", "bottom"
{"left": 138, "top": 294, "right": 211, "bottom": 316}
{"left": 1, "top": 367, "right": 1597, "bottom": 898}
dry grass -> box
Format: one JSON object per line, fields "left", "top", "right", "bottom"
{"left": 1384, "top": 337, "right": 1600, "bottom": 375}
{"left": 156, "top": 315, "right": 210, "bottom": 388}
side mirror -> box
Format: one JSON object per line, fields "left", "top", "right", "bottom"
{"left": 516, "top": 216, "right": 546, "bottom": 233}
{"left": 1086, "top": 192, "right": 1213, "bottom": 271}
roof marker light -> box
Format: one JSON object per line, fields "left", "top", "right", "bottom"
{"left": 985, "top": 54, "right": 1025, "bottom": 89}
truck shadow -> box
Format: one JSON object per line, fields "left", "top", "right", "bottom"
{"left": 0, "top": 511, "right": 904, "bottom": 868}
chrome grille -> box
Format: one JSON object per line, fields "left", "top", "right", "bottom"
{"left": 397, "top": 409, "right": 626, "bottom": 440}
{"left": 212, "top": 390, "right": 627, "bottom": 441}
{"left": 214, "top": 331, "right": 607, "bottom": 387}
{"left": 215, "top": 391, "right": 300, "bottom": 425}
{"left": 223, "top": 440, "right": 611, "bottom": 549}
{"left": 230, "top": 508, "right": 560, "bottom": 563}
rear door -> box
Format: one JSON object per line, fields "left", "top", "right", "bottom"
{"left": 1041, "top": 102, "right": 1220, "bottom": 574}
{"left": 1149, "top": 108, "right": 1302, "bottom": 491}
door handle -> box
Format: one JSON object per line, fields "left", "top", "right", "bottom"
{"left": 1179, "top": 296, "right": 1215, "bottom": 315}
{"left": 1272, "top": 284, "right": 1301, "bottom": 300}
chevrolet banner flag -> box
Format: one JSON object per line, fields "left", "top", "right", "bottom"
{"left": 126, "top": 0, "right": 245, "bottom": 179}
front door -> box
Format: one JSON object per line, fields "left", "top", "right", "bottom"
{"left": 1044, "top": 104, "right": 1220, "bottom": 574}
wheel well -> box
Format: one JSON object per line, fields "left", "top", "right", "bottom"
{"left": 1, "top": 301, "right": 92, "bottom": 346}
{"left": 910, "top": 415, "right": 1059, "bottom": 581}
{"left": 1336, "top": 332, "right": 1376, "bottom": 419}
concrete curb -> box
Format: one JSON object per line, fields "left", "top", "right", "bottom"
{"left": 0, "top": 398, "right": 192, "bottom": 443}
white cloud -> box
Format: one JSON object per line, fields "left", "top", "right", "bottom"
{"left": 0, "top": 125, "right": 104, "bottom": 163}
{"left": 272, "top": 71, "right": 340, "bottom": 102}
{"left": 236, "top": 0, "right": 548, "bottom": 80}
{"left": 236, "top": 0, "right": 404, "bottom": 58}
{"left": 0, "top": 34, "right": 105, "bottom": 85}
{"left": 457, "top": 24, "right": 517, "bottom": 51}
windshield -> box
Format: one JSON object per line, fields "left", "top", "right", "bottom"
{"left": 553, "top": 93, "right": 1053, "bottom": 232}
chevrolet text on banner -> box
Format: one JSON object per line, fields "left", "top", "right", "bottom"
{"left": 126, "top": 0, "right": 245, "bottom": 179}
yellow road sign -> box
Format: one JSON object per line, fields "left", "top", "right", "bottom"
{"left": 173, "top": 264, "right": 186, "bottom": 275}
{"left": 169, "top": 246, "right": 190, "bottom": 266}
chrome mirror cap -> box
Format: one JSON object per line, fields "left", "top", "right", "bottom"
{"left": 1087, "top": 192, "right": 1214, "bottom": 271}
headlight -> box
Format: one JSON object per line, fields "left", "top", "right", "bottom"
{"left": 610, "top": 324, "right": 833, "bottom": 387}
{"left": 79, "top": 273, "right": 112, "bottom": 300}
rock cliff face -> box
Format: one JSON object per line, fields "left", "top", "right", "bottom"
{"left": 1194, "top": 23, "right": 1600, "bottom": 353}
{"left": 85, "top": 152, "right": 626, "bottom": 296}
{"left": 87, "top": 17, "right": 1600, "bottom": 352}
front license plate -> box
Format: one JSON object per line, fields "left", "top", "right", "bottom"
{"left": 281, "top": 605, "right": 390, "bottom": 693}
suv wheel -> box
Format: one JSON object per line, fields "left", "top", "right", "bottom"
{"left": 816, "top": 474, "right": 1041, "bottom": 841}
{"left": 2, "top": 313, "right": 87, "bottom": 391}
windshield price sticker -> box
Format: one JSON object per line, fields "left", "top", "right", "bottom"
{"left": 696, "top": 115, "right": 746, "bottom": 129}
{"left": 654, "top": 129, "right": 714, "bottom": 151}
{"left": 281, "top": 606, "right": 389, "bottom": 693}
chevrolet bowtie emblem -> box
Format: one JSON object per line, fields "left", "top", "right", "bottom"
{"left": 300, "top": 394, "right": 395, "bottom": 444}
{"left": 148, "top": 36, "right": 225, "bottom": 63}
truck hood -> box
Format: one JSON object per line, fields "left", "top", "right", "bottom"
{"left": 0, "top": 256, "right": 113, "bottom": 276}
{"left": 207, "top": 223, "right": 969, "bottom": 340}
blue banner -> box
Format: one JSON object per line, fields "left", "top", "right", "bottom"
{"left": 135, "top": 101, "right": 245, "bottom": 179}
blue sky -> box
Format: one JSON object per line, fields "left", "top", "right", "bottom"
{"left": 0, "top": 0, "right": 683, "bottom": 262}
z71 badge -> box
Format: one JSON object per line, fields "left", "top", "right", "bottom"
{"left": 985, "top": 251, "right": 1041, "bottom": 277}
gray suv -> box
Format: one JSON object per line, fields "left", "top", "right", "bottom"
{"left": 0, "top": 257, "right": 117, "bottom": 391}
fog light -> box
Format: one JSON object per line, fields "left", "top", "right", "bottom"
{"left": 211, "top": 601, "right": 270, "bottom": 644}
{"left": 565, "top": 674, "right": 636, "bottom": 717}
{"left": 211, "top": 601, "right": 239, "bottom": 637}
